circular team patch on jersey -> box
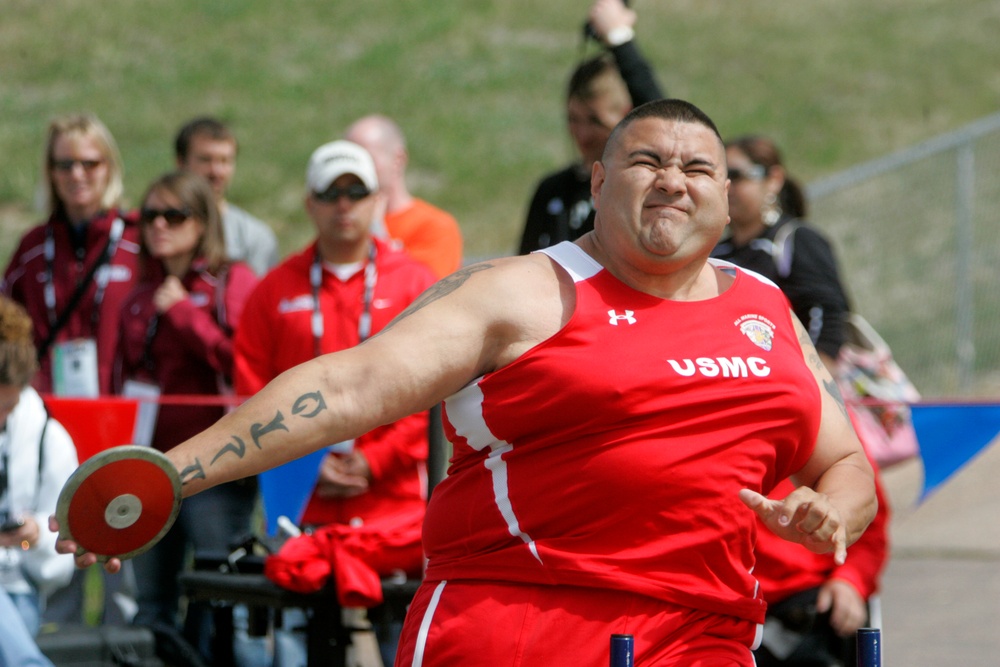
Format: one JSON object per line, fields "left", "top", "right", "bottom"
{"left": 738, "top": 316, "right": 775, "bottom": 351}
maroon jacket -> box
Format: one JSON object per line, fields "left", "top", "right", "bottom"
{"left": 113, "top": 260, "right": 258, "bottom": 452}
{"left": 2, "top": 209, "right": 141, "bottom": 395}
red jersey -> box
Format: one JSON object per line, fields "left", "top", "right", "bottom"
{"left": 2, "top": 210, "right": 140, "bottom": 394}
{"left": 423, "top": 242, "right": 821, "bottom": 624}
{"left": 234, "top": 237, "right": 436, "bottom": 526}
{"left": 113, "top": 261, "right": 258, "bottom": 452}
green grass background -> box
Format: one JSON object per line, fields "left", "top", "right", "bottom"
{"left": 2, "top": 0, "right": 998, "bottom": 261}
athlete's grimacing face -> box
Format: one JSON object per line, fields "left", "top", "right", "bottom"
{"left": 592, "top": 117, "right": 730, "bottom": 269}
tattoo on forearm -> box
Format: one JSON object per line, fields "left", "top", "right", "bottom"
{"left": 292, "top": 391, "right": 327, "bottom": 419}
{"left": 208, "top": 394, "right": 324, "bottom": 467}
{"left": 250, "top": 411, "right": 289, "bottom": 449}
{"left": 210, "top": 435, "right": 253, "bottom": 465}
{"left": 178, "top": 459, "right": 207, "bottom": 485}
{"left": 378, "top": 263, "right": 493, "bottom": 335}
{"left": 794, "top": 319, "right": 824, "bottom": 371}
{"left": 823, "top": 377, "right": 850, "bottom": 420}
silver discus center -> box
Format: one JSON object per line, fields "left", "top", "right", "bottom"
{"left": 104, "top": 494, "right": 143, "bottom": 529}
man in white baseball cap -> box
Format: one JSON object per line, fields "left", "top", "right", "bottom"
{"left": 229, "top": 138, "right": 436, "bottom": 664}
{"left": 306, "top": 139, "right": 379, "bottom": 195}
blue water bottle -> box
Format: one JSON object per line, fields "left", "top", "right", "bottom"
{"left": 856, "top": 627, "right": 881, "bottom": 667}
{"left": 610, "top": 634, "right": 634, "bottom": 667}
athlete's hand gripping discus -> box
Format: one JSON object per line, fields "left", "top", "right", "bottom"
{"left": 56, "top": 446, "right": 182, "bottom": 561}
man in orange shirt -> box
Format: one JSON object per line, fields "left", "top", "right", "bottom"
{"left": 345, "top": 114, "right": 462, "bottom": 278}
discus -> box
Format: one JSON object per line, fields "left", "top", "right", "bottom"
{"left": 56, "top": 445, "right": 182, "bottom": 561}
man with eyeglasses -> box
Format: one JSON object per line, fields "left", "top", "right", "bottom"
{"left": 231, "top": 140, "right": 436, "bottom": 665}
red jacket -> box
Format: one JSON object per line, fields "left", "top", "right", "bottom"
{"left": 234, "top": 237, "right": 436, "bottom": 527}
{"left": 2, "top": 210, "right": 140, "bottom": 395}
{"left": 113, "top": 260, "right": 258, "bottom": 451}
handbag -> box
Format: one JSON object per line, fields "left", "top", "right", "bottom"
{"left": 836, "top": 313, "right": 921, "bottom": 468}
{"left": 769, "top": 221, "right": 920, "bottom": 469}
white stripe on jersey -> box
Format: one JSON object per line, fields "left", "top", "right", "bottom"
{"left": 536, "top": 241, "right": 603, "bottom": 283}
{"left": 445, "top": 382, "right": 543, "bottom": 564}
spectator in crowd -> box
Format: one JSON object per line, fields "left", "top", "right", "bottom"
{"left": 519, "top": 0, "right": 664, "bottom": 253}
{"left": 2, "top": 112, "right": 138, "bottom": 627}
{"left": 0, "top": 295, "right": 78, "bottom": 637}
{"left": 61, "top": 99, "right": 877, "bottom": 666}
{"left": 345, "top": 114, "right": 463, "bottom": 278}
{"left": 711, "top": 135, "right": 850, "bottom": 370}
{"left": 2, "top": 113, "right": 140, "bottom": 397}
{"left": 234, "top": 140, "right": 436, "bottom": 665}
{"left": 710, "top": 135, "right": 889, "bottom": 666}
{"left": 113, "top": 170, "right": 258, "bottom": 660}
{"left": 174, "top": 117, "right": 280, "bottom": 276}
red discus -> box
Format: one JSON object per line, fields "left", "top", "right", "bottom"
{"left": 56, "top": 446, "right": 182, "bottom": 561}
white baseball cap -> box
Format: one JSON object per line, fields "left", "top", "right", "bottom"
{"left": 306, "top": 140, "right": 378, "bottom": 193}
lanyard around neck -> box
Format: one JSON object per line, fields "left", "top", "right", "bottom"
{"left": 310, "top": 242, "right": 378, "bottom": 358}
{"left": 43, "top": 216, "right": 125, "bottom": 329}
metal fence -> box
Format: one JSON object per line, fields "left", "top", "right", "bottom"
{"left": 807, "top": 112, "right": 1000, "bottom": 399}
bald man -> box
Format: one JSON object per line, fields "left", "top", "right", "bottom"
{"left": 345, "top": 115, "right": 463, "bottom": 278}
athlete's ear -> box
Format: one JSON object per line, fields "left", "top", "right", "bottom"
{"left": 591, "top": 160, "right": 606, "bottom": 208}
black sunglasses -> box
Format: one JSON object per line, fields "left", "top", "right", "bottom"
{"left": 139, "top": 207, "right": 192, "bottom": 227}
{"left": 313, "top": 183, "right": 371, "bottom": 203}
{"left": 727, "top": 164, "right": 767, "bottom": 182}
{"left": 51, "top": 159, "right": 104, "bottom": 172}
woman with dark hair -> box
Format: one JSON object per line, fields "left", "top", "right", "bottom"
{"left": 114, "top": 170, "right": 258, "bottom": 657}
{"left": 712, "top": 135, "right": 849, "bottom": 369}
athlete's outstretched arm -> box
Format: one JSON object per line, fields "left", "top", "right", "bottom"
{"left": 56, "top": 253, "right": 572, "bottom": 570}
{"left": 741, "top": 314, "right": 876, "bottom": 565}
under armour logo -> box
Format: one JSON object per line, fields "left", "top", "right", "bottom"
{"left": 608, "top": 309, "right": 636, "bottom": 325}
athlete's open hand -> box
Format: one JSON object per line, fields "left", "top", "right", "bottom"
{"left": 739, "top": 487, "right": 848, "bottom": 565}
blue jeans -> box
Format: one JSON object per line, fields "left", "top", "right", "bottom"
{"left": 0, "top": 587, "right": 54, "bottom": 667}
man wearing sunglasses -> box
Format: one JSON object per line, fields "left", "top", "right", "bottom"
{"left": 231, "top": 140, "right": 436, "bottom": 664}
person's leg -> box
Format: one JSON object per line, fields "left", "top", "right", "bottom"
{"left": 181, "top": 480, "right": 258, "bottom": 661}
{"left": 39, "top": 568, "right": 85, "bottom": 625}
{"left": 0, "top": 587, "right": 55, "bottom": 667}
{"left": 9, "top": 590, "right": 42, "bottom": 637}
{"left": 272, "top": 607, "right": 308, "bottom": 667}
{"left": 101, "top": 562, "right": 138, "bottom": 625}
{"left": 132, "top": 517, "right": 187, "bottom": 628}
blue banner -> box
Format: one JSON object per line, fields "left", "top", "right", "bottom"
{"left": 911, "top": 404, "right": 1000, "bottom": 500}
{"left": 258, "top": 449, "right": 327, "bottom": 535}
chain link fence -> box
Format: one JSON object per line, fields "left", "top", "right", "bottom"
{"left": 807, "top": 112, "right": 1000, "bottom": 399}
